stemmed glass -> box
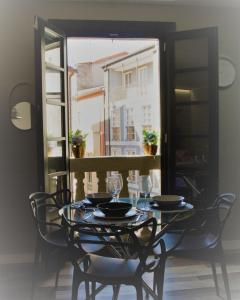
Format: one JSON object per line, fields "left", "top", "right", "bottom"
{"left": 138, "top": 175, "right": 152, "bottom": 211}
{"left": 106, "top": 174, "right": 123, "bottom": 202}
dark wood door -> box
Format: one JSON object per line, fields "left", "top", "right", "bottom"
{"left": 166, "top": 27, "right": 218, "bottom": 206}
{"left": 35, "top": 17, "right": 69, "bottom": 193}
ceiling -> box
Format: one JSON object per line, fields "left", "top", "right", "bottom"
{"left": 50, "top": 0, "right": 240, "bottom": 7}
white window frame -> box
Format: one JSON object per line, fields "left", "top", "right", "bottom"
{"left": 138, "top": 66, "right": 148, "bottom": 95}
{"left": 111, "top": 147, "right": 122, "bottom": 156}
{"left": 142, "top": 104, "right": 152, "bottom": 127}
{"left": 125, "top": 107, "right": 135, "bottom": 141}
{"left": 123, "top": 71, "right": 133, "bottom": 88}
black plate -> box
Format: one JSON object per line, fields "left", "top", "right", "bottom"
{"left": 93, "top": 208, "right": 136, "bottom": 220}
{"left": 151, "top": 195, "right": 184, "bottom": 207}
{"left": 150, "top": 201, "right": 188, "bottom": 210}
{"left": 97, "top": 202, "right": 132, "bottom": 217}
{"left": 86, "top": 192, "right": 112, "bottom": 206}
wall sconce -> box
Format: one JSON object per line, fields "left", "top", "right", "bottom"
{"left": 11, "top": 106, "right": 22, "bottom": 120}
{"left": 9, "top": 82, "right": 34, "bottom": 131}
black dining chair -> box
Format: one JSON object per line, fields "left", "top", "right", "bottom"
{"left": 29, "top": 189, "right": 79, "bottom": 299}
{"left": 29, "top": 189, "right": 105, "bottom": 299}
{"left": 69, "top": 217, "right": 170, "bottom": 300}
{"left": 158, "top": 193, "right": 236, "bottom": 300}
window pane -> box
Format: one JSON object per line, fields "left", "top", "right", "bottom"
{"left": 48, "top": 141, "right": 66, "bottom": 173}
{"left": 45, "top": 71, "right": 61, "bottom": 95}
{"left": 126, "top": 126, "right": 135, "bottom": 141}
{"left": 48, "top": 174, "right": 67, "bottom": 194}
{"left": 176, "top": 137, "right": 209, "bottom": 167}
{"left": 175, "top": 37, "right": 208, "bottom": 69}
{"left": 175, "top": 71, "right": 208, "bottom": 103}
{"left": 175, "top": 104, "right": 209, "bottom": 135}
{"left": 44, "top": 29, "right": 62, "bottom": 67}
{"left": 46, "top": 104, "right": 64, "bottom": 138}
{"left": 112, "top": 127, "right": 121, "bottom": 141}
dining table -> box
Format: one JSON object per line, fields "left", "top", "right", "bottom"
{"left": 59, "top": 196, "right": 194, "bottom": 300}
{"left": 60, "top": 197, "right": 194, "bottom": 229}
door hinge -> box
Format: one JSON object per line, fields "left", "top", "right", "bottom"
{"left": 164, "top": 133, "right": 168, "bottom": 143}
{"left": 163, "top": 42, "right": 167, "bottom": 53}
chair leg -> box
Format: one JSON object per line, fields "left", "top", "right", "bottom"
{"left": 135, "top": 282, "right": 143, "bottom": 300}
{"left": 156, "top": 257, "right": 166, "bottom": 300}
{"left": 82, "top": 258, "right": 90, "bottom": 299}
{"left": 55, "top": 269, "right": 60, "bottom": 289}
{"left": 112, "top": 284, "right": 120, "bottom": 300}
{"left": 210, "top": 258, "right": 220, "bottom": 296}
{"left": 220, "top": 252, "right": 232, "bottom": 300}
{"left": 91, "top": 281, "right": 96, "bottom": 300}
{"left": 144, "top": 288, "right": 150, "bottom": 299}
{"left": 153, "top": 272, "right": 157, "bottom": 293}
{"left": 71, "top": 269, "right": 80, "bottom": 300}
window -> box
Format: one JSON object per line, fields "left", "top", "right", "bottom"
{"left": 111, "top": 147, "right": 122, "bottom": 156}
{"left": 112, "top": 127, "right": 121, "bottom": 141}
{"left": 125, "top": 148, "right": 136, "bottom": 156}
{"left": 126, "top": 107, "right": 135, "bottom": 141}
{"left": 111, "top": 107, "right": 121, "bottom": 141}
{"left": 142, "top": 105, "right": 152, "bottom": 131}
{"left": 126, "top": 126, "right": 135, "bottom": 141}
{"left": 138, "top": 66, "right": 148, "bottom": 95}
{"left": 124, "top": 71, "right": 133, "bottom": 88}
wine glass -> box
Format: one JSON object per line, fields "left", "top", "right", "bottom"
{"left": 127, "top": 174, "right": 139, "bottom": 207}
{"left": 138, "top": 175, "right": 152, "bottom": 210}
{"left": 106, "top": 174, "right": 123, "bottom": 202}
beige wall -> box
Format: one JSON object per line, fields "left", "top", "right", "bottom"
{"left": 1, "top": 0, "right": 240, "bottom": 253}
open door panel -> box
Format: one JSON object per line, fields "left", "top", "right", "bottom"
{"left": 166, "top": 27, "right": 218, "bottom": 207}
{"left": 35, "top": 16, "right": 69, "bottom": 198}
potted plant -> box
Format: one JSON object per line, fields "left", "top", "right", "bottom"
{"left": 69, "top": 129, "right": 88, "bottom": 158}
{"left": 142, "top": 129, "right": 159, "bottom": 155}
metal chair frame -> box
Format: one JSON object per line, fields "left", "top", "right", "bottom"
{"left": 69, "top": 218, "right": 171, "bottom": 300}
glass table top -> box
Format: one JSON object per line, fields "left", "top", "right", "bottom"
{"left": 60, "top": 197, "right": 194, "bottom": 227}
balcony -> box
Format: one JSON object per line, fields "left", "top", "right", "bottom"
{"left": 109, "top": 83, "right": 154, "bottom": 102}
{"left": 70, "top": 155, "right": 161, "bottom": 200}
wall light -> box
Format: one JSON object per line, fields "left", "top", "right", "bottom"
{"left": 174, "top": 88, "right": 192, "bottom": 95}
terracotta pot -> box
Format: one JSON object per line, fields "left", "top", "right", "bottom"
{"left": 143, "top": 144, "right": 158, "bottom": 155}
{"left": 72, "top": 143, "right": 86, "bottom": 158}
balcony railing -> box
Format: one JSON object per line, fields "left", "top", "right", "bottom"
{"left": 109, "top": 83, "right": 154, "bottom": 102}
{"left": 70, "top": 155, "right": 161, "bottom": 200}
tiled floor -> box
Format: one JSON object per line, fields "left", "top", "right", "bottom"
{"left": 0, "top": 254, "right": 240, "bottom": 300}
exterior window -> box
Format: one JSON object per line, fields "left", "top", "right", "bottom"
{"left": 142, "top": 105, "right": 152, "bottom": 131}
{"left": 138, "top": 66, "right": 148, "bottom": 95}
{"left": 111, "top": 147, "right": 122, "bottom": 156}
{"left": 124, "top": 71, "right": 133, "bottom": 88}
{"left": 125, "top": 148, "right": 136, "bottom": 156}
{"left": 126, "top": 108, "right": 135, "bottom": 141}
{"left": 112, "top": 127, "right": 121, "bottom": 141}
{"left": 126, "top": 126, "right": 135, "bottom": 141}
{"left": 111, "top": 107, "right": 121, "bottom": 141}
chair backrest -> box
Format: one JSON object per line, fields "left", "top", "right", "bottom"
{"left": 29, "top": 189, "right": 71, "bottom": 242}
{"left": 213, "top": 193, "right": 236, "bottom": 231}
{"left": 195, "top": 193, "right": 236, "bottom": 239}
{"left": 69, "top": 218, "right": 168, "bottom": 273}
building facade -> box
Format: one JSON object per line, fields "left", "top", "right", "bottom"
{"left": 103, "top": 44, "right": 160, "bottom": 157}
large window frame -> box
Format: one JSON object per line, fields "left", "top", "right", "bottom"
{"left": 49, "top": 19, "right": 175, "bottom": 194}
{"left": 40, "top": 20, "right": 219, "bottom": 203}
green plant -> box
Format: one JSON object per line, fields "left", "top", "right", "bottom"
{"left": 142, "top": 129, "right": 159, "bottom": 146}
{"left": 69, "top": 129, "right": 88, "bottom": 145}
